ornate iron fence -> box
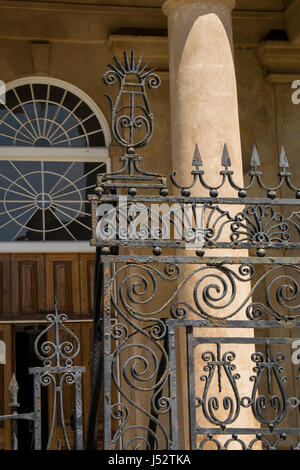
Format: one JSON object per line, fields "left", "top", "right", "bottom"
{"left": 0, "top": 299, "right": 85, "bottom": 450}
{"left": 88, "top": 50, "right": 300, "bottom": 450}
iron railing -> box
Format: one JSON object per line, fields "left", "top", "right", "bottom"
{"left": 87, "top": 50, "right": 300, "bottom": 450}
{"left": 0, "top": 299, "right": 85, "bottom": 450}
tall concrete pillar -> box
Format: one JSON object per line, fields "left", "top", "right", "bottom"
{"left": 163, "top": 0, "right": 241, "bottom": 188}
{"left": 163, "top": 0, "right": 259, "bottom": 449}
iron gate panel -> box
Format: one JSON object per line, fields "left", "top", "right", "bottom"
{"left": 87, "top": 51, "right": 300, "bottom": 450}
{"left": 0, "top": 301, "right": 85, "bottom": 450}
{"left": 99, "top": 255, "right": 300, "bottom": 450}
{"left": 101, "top": 256, "right": 175, "bottom": 450}
{"left": 183, "top": 322, "right": 300, "bottom": 450}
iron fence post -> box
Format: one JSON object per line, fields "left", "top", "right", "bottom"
{"left": 74, "top": 369, "right": 84, "bottom": 450}
{"left": 8, "top": 374, "right": 19, "bottom": 450}
{"left": 32, "top": 371, "right": 42, "bottom": 450}
{"left": 102, "top": 258, "right": 112, "bottom": 450}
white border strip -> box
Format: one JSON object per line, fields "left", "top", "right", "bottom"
{"left": 0, "top": 241, "right": 96, "bottom": 253}
{"left": 0, "top": 147, "right": 109, "bottom": 161}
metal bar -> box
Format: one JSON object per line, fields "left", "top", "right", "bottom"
{"left": 147, "top": 324, "right": 168, "bottom": 449}
{"left": 29, "top": 366, "right": 85, "bottom": 374}
{"left": 86, "top": 344, "right": 103, "bottom": 450}
{"left": 90, "top": 195, "right": 98, "bottom": 243}
{"left": 101, "top": 255, "right": 300, "bottom": 265}
{"left": 8, "top": 375, "right": 19, "bottom": 450}
{"left": 166, "top": 319, "right": 300, "bottom": 329}
{"left": 32, "top": 372, "right": 42, "bottom": 450}
{"left": 102, "top": 259, "right": 112, "bottom": 450}
{"left": 196, "top": 427, "right": 300, "bottom": 435}
{"left": 102, "top": 175, "right": 164, "bottom": 181}
{"left": 94, "top": 240, "right": 300, "bottom": 249}
{"left": 86, "top": 248, "right": 103, "bottom": 450}
{"left": 100, "top": 183, "right": 165, "bottom": 188}
{"left": 74, "top": 369, "right": 84, "bottom": 450}
{"left": 0, "top": 413, "right": 35, "bottom": 421}
{"left": 186, "top": 327, "right": 196, "bottom": 451}
{"left": 168, "top": 325, "right": 179, "bottom": 450}
{"left": 191, "top": 337, "right": 297, "bottom": 345}
{"left": 0, "top": 319, "right": 93, "bottom": 325}
{"left": 96, "top": 195, "right": 300, "bottom": 205}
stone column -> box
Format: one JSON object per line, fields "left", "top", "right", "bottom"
{"left": 163, "top": 0, "right": 258, "bottom": 450}
{"left": 163, "top": 0, "right": 240, "bottom": 188}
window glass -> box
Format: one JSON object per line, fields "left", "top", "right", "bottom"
{"left": 0, "top": 80, "right": 109, "bottom": 244}
{"left": 0, "top": 83, "right": 105, "bottom": 147}
{"left": 0, "top": 160, "right": 106, "bottom": 241}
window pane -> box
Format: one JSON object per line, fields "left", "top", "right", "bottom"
{"left": 0, "top": 160, "right": 106, "bottom": 242}
{"left": 0, "top": 82, "right": 105, "bottom": 147}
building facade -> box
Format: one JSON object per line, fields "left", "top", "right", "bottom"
{"left": 0, "top": 0, "right": 299, "bottom": 449}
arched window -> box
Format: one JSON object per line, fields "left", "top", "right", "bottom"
{"left": 0, "top": 77, "right": 110, "bottom": 251}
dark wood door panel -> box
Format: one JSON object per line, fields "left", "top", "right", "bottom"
{"left": 11, "top": 254, "right": 46, "bottom": 317}
{"left": 0, "top": 252, "right": 96, "bottom": 319}
{"left": 45, "top": 253, "right": 81, "bottom": 315}
{"left": 80, "top": 254, "right": 95, "bottom": 316}
{"left": 0, "top": 255, "right": 10, "bottom": 318}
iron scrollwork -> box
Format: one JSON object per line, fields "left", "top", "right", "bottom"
{"left": 103, "top": 50, "right": 160, "bottom": 150}
{"left": 29, "top": 299, "right": 85, "bottom": 450}
{"left": 89, "top": 50, "right": 300, "bottom": 451}
{"left": 188, "top": 333, "right": 300, "bottom": 450}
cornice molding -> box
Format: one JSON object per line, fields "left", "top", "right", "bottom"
{"left": 265, "top": 73, "right": 300, "bottom": 84}
{"left": 258, "top": 41, "right": 300, "bottom": 72}
{"left": 163, "top": 0, "right": 236, "bottom": 15}
{"left": 0, "top": 0, "right": 163, "bottom": 16}
{"left": 0, "top": 2, "right": 284, "bottom": 47}
{"left": 258, "top": 40, "right": 300, "bottom": 83}
{"left": 284, "top": 0, "right": 300, "bottom": 44}
{"left": 107, "top": 34, "right": 169, "bottom": 79}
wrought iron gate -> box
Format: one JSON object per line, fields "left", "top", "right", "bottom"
{"left": 88, "top": 51, "right": 300, "bottom": 450}
{"left": 0, "top": 299, "right": 85, "bottom": 450}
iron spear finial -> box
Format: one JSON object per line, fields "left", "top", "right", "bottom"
{"left": 192, "top": 144, "right": 203, "bottom": 170}
{"left": 279, "top": 146, "right": 289, "bottom": 169}
{"left": 221, "top": 144, "right": 231, "bottom": 169}
{"left": 250, "top": 145, "right": 261, "bottom": 171}
{"left": 8, "top": 374, "right": 19, "bottom": 405}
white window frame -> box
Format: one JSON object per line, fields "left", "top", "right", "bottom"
{"left": 0, "top": 76, "right": 111, "bottom": 252}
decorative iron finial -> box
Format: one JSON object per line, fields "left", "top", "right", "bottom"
{"left": 170, "top": 141, "right": 300, "bottom": 198}
{"left": 89, "top": 52, "right": 166, "bottom": 198}
{"left": 279, "top": 146, "right": 289, "bottom": 170}
{"left": 192, "top": 144, "right": 203, "bottom": 170}
{"left": 33, "top": 296, "right": 80, "bottom": 367}
{"left": 8, "top": 374, "right": 19, "bottom": 406}
{"left": 103, "top": 50, "right": 161, "bottom": 149}
{"left": 221, "top": 144, "right": 231, "bottom": 169}
{"left": 250, "top": 145, "right": 261, "bottom": 171}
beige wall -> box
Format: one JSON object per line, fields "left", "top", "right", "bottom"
{"left": 0, "top": 1, "right": 298, "bottom": 181}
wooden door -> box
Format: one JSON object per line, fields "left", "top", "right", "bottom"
{"left": 0, "top": 252, "right": 98, "bottom": 449}
{"left": 0, "top": 253, "right": 96, "bottom": 320}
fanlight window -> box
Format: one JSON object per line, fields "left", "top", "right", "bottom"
{"left": 0, "top": 82, "right": 105, "bottom": 147}
{"left": 0, "top": 78, "right": 110, "bottom": 247}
